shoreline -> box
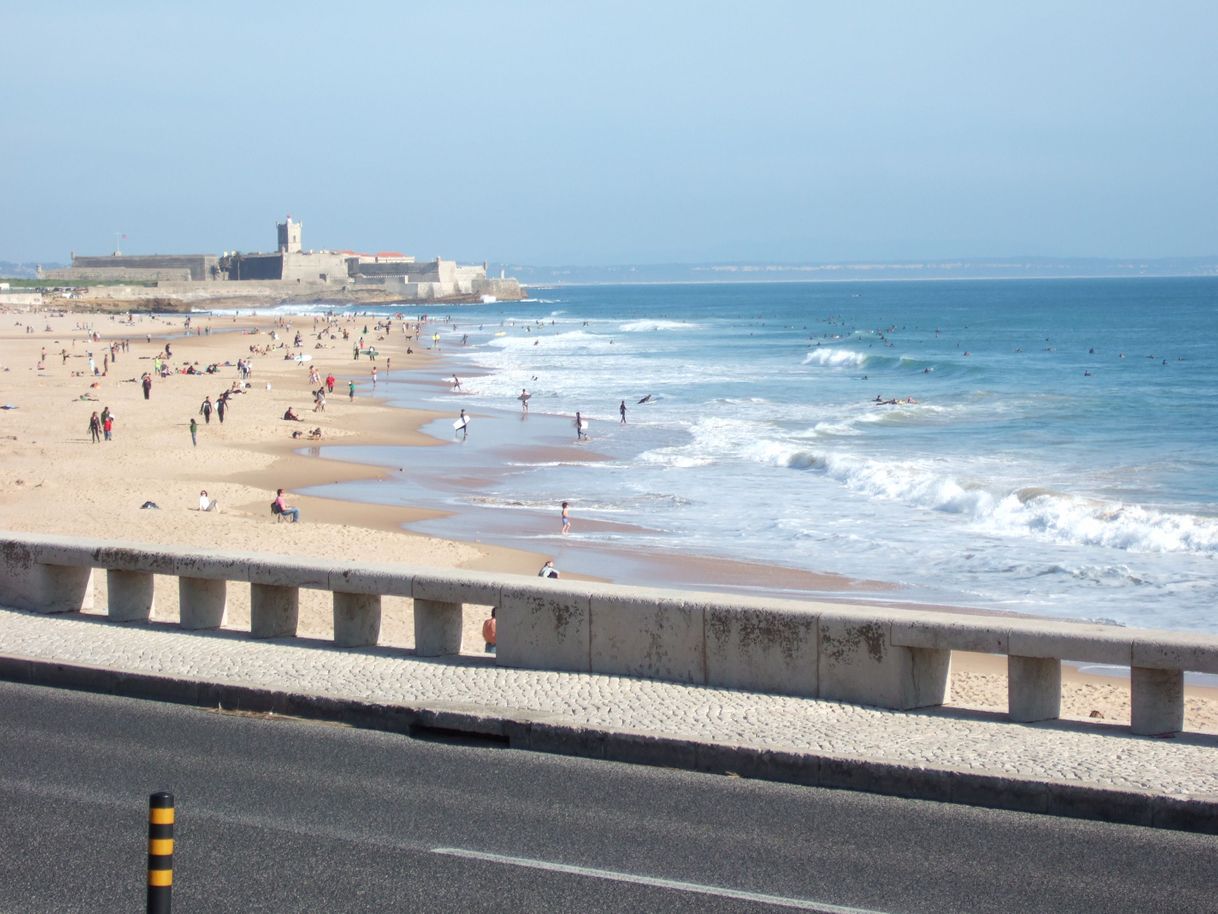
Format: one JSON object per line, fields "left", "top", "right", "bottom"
{"left": 2, "top": 301, "right": 1215, "bottom": 731}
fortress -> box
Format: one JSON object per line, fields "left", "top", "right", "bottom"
{"left": 40, "top": 217, "right": 524, "bottom": 307}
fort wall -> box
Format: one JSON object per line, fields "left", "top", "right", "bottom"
{"left": 62, "top": 254, "right": 220, "bottom": 281}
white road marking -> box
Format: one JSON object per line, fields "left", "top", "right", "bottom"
{"left": 431, "top": 847, "right": 897, "bottom": 913}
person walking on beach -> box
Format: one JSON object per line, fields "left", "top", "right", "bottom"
{"left": 561, "top": 501, "right": 571, "bottom": 535}
{"left": 620, "top": 400, "right": 627, "bottom": 424}
{"left": 189, "top": 417, "right": 197, "bottom": 447}
{"left": 274, "top": 488, "right": 301, "bottom": 523}
{"left": 371, "top": 367, "right": 378, "bottom": 388}
{"left": 326, "top": 373, "right": 335, "bottom": 393}
{"left": 348, "top": 379, "right": 355, "bottom": 401}
{"left": 575, "top": 412, "right": 588, "bottom": 441}
{"left": 519, "top": 389, "right": 530, "bottom": 413}
{"left": 199, "top": 396, "right": 213, "bottom": 424}
{"left": 142, "top": 373, "right": 152, "bottom": 400}
{"left": 102, "top": 411, "right": 114, "bottom": 441}
{"left": 216, "top": 395, "right": 226, "bottom": 424}
{"left": 88, "top": 411, "right": 101, "bottom": 444}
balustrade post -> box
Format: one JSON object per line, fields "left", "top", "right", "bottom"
{"left": 413, "top": 598, "right": 463, "bottom": 656}
{"left": 333, "top": 592, "right": 381, "bottom": 647}
{"left": 107, "top": 569, "right": 155, "bottom": 622}
{"left": 1130, "top": 666, "right": 1184, "bottom": 735}
{"left": 1007, "top": 655, "right": 1061, "bottom": 722}
{"left": 178, "top": 577, "right": 227, "bottom": 630}
{"left": 250, "top": 583, "right": 300, "bottom": 638}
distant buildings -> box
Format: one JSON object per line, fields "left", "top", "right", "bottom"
{"left": 41, "top": 217, "right": 523, "bottom": 301}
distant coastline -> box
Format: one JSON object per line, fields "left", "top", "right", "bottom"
{"left": 494, "top": 256, "right": 1218, "bottom": 287}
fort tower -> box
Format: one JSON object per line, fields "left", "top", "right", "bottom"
{"left": 277, "top": 216, "right": 302, "bottom": 253}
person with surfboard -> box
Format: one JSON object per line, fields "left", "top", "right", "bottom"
{"left": 455, "top": 408, "right": 469, "bottom": 438}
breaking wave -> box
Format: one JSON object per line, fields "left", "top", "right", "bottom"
{"left": 761, "top": 445, "right": 1218, "bottom": 556}
{"left": 803, "top": 348, "right": 869, "bottom": 368}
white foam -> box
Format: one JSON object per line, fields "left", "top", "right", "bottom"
{"left": 618, "top": 319, "right": 702, "bottom": 332}
{"left": 802, "top": 348, "right": 869, "bottom": 368}
{"left": 758, "top": 443, "right": 1218, "bottom": 557}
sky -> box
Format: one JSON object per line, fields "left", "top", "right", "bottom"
{"left": 3, "top": 1, "right": 1216, "bottom": 265}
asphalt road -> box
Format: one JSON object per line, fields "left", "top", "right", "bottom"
{"left": 0, "top": 680, "right": 1215, "bottom": 913}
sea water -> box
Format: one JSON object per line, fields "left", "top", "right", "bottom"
{"left": 303, "top": 278, "right": 1218, "bottom": 633}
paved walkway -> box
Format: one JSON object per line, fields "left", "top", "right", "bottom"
{"left": 2, "top": 606, "right": 1216, "bottom": 801}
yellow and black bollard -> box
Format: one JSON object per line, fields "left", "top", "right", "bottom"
{"left": 147, "top": 791, "right": 174, "bottom": 914}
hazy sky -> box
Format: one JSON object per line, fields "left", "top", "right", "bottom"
{"left": 4, "top": 1, "right": 1216, "bottom": 264}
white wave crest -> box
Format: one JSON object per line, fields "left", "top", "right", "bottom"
{"left": 764, "top": 446, "right": 1218, "bottom": 557}
{"left": 802, "top": 348, "right": 869, "bottom": 368}
{"left": 618, "top": 319, "right": 701, "bottom": 332}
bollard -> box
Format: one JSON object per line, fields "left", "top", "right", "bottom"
{"left": 147, "top": 791, "right": 174, "bottom": 914}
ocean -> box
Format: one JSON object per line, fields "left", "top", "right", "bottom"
{"left": 300, "top": 278, "right": 1218, "bottom": 634}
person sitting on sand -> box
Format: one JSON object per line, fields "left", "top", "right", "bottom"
{"left": 198, "top": 490, "right": 218, "bottom": 512}
{"left": 283, "top": 407, "right": 301, "bottom": 421}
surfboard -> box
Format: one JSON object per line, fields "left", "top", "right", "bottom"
{"left": 453, "top": 417, "right": 470, "bottom": 429}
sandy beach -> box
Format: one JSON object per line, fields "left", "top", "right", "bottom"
{"left": 1, "top": 302, "right": 1215, "bottom": 732}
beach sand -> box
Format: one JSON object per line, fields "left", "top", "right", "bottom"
{"left": 1, "top": 303, "right": 1215, "bottom": 732}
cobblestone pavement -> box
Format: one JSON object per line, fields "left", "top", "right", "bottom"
{"left": 2, "top": 607, "right": 1216, "bottom": 799}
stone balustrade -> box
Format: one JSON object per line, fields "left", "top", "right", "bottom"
{"left": 2, "top": 531, "right": 1216, "bottom": 736}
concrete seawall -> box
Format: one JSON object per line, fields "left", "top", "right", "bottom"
{"left": 3, "top": 531, "right": 1217, "bottom": 737}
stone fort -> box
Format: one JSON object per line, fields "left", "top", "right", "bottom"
{"left": 43, "top": 217, "right": 523, "bottom": 302}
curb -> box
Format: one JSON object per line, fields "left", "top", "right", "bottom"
{"left": 1, "top": 653, "right": 1215, "bottom": 835}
